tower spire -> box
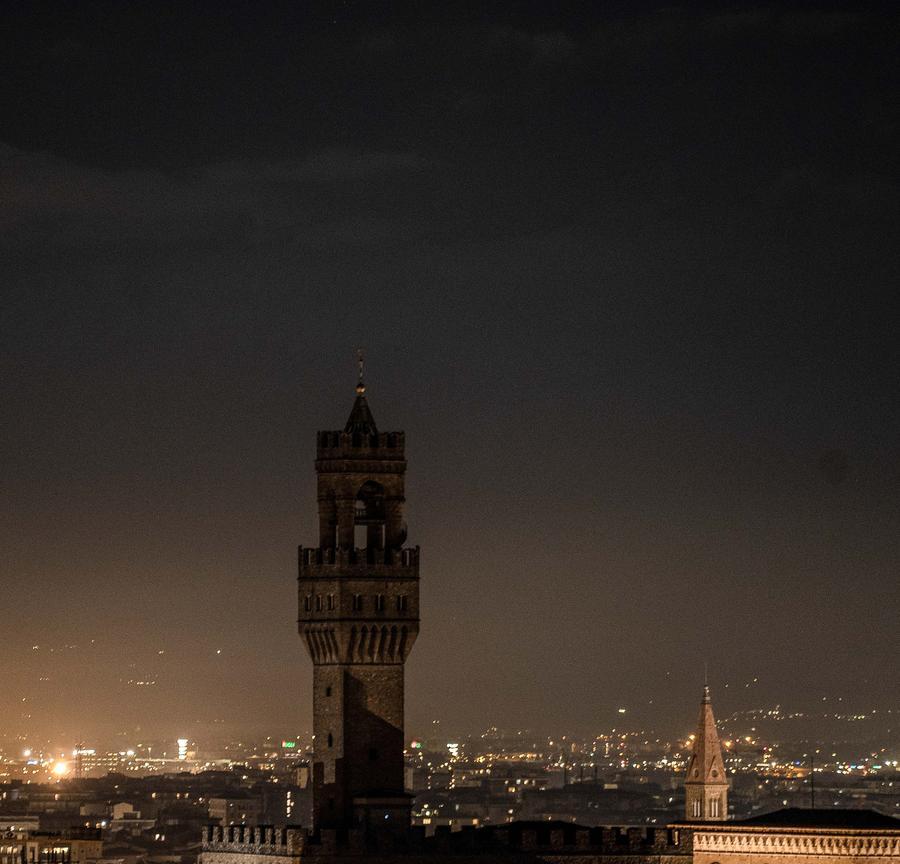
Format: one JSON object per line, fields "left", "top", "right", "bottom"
{"left": 344, "top": 349, "right": 378, "bottom": 435}
{"left": 684, "top": 684, "right": 729, "bottom": 820}
{"left": 356, "top": 347, "right": 365, "bottom": 395}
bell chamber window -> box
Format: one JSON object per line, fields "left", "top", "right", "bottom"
{"left": 375, "top": 594, "right": 385, "bottom": 611}
{"left": 354, "top": 480, "right": 386, "bottom": 550}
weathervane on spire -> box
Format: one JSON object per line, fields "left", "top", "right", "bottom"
{"left": 356, "top": 348, "right": 366, "bottom": 395}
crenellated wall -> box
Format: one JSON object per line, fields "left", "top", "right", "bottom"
{"left": 199, "top": 821, "right": 693, "bottom": 862}
{"left": 316, "top": 430, "right": 405, "bottom": 456}
{"left": 200, "top": 819, "right": 900, "bottom": 863}
{"left": 298, "top": 546, "right": 419, "bottom": 573}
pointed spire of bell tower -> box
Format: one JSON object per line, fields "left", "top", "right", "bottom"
{"left": 344, "top": 348, "right": 378, "bottom": 436}
{"left": 684, "top": 683, "right": 729, "bottom": 820}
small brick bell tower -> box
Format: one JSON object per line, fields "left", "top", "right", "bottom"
{"left": 297, "top": 357, "right": 419, "bottom": 839}
{"left": 684, "top": 685, "right": 729, "bottom": 820}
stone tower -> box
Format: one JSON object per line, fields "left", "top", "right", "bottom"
{"left": 297, "top": 365, "right": 419, "bottom": 838}
{"left": 684, "top": 685, "right": 729, "bottom": 820}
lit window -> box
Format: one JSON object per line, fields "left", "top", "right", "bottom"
{"left": 396, "top": 595, "right": 408, "bottom": 612}
{"left": 327, "top": 593, "right": 335, "bottom": 610}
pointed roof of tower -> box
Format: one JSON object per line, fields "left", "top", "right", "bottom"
{"left": 345, "top": 392, "right": 378, "bottom": 435}
{"left": 685, "top": 685, "right": 727, "bottom": 786}
{"left": 344, "top": 349, "right": 378, "bottom": 436}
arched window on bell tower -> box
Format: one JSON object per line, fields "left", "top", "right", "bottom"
{"left": 355, "top": 480, "right": 386, "bottom": 552}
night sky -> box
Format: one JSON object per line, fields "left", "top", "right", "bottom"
{"left": 2, "top": 2, "right": 898, "bottom": 747}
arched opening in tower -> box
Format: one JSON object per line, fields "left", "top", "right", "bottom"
{"left": 354, "top": 480, "right": 386, "bottom": 551}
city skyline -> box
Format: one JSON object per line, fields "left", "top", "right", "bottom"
{"left": 3, "top": 3, "right": 899, "bottom": 747}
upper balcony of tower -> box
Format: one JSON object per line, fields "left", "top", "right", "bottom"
{"left": 316, "top": 386, "right": 405, "bottom": 460}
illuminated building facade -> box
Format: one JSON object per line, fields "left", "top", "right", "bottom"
{"left": 0, "top": 831, "right": 102, "bottom": 864}
{"left": 685, "top": 809, "right": 900, "bottom": 864}
{"left": 297, "top": 366, "right": 420, "bottom": 837}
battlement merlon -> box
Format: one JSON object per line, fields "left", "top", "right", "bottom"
{"left": 202, "top": 825, "right": 307, "bottom": 855}
{"left": 316, "top": 429, "right": 405, "bottom": 461}
{"left": 298, "top": 546, "right": 419, "bottom": 579}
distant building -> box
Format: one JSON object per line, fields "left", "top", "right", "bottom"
{"left": 1, "top": 829, "right": 102, "bottom": 864}
{"left": 683, "top": 686, "right": 728, "bottom": 821}
{"left": 106, "top": 802, "right": 155, "bottom": 836}
{"left": 208, "top": 797, "right": 263, "bottom": 826}
{"left": 0, "top": 816, "right": 40, "bottom": 836}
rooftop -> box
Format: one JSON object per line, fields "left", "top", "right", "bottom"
{"left": 344, "top": 392, "right": 378, "bottom": 436}
{"left": 726, "top": 808, "right": 899, "bottom": 830}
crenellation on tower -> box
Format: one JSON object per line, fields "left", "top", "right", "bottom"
{"left": 316, "top": 429, "right": 405, "bottom": 454}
